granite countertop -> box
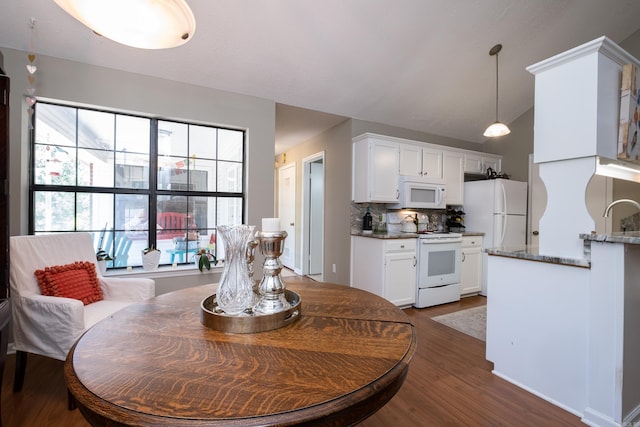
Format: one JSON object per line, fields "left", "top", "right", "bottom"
{"left": 351, "top": 231, "right": 418, "bottom": 239}
{"left": 485, "top": 246, "right": 591, "bottom": 268}
{"left": 580, "top": 231, "right": 640, "bottom": 245}
{"left": 351, "top": 231, "right": 484, "bottom": 239}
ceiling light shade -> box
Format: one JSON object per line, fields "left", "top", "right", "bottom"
{"left": 53, "top": 0, "right": 196, "bottom": 49}
{"left": 483, "top": 44, "right": 511, "bottom": 138}
{"left": 483, "top": 121, "right": 511, "bottom": 137}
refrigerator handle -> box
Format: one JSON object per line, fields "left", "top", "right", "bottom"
{"left": 499, "top": 181, "right": 507, "bottom": 215}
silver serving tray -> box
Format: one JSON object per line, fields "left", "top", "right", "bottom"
{"left": 200, "top": 290, "right": 301, "bottom": 333}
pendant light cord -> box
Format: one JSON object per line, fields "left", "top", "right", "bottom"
{"left": 495, "top": 52, "right": 499, "bottom": 121}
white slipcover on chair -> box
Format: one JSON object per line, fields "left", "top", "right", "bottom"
{"left": 9, "top": 232, "right": 155, "bottom": 392}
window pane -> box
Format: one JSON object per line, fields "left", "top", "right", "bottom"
{"left": 116, "top": 115, "right": 150, "bottom": 154}
{"left": 35, "top": 103, "right": 77, "bottom": 148}
{"left": 190, "top": 125, "right": 217, "bottom": 159}
{"left": 116, "top": 152, "right": 149, "bottom": 189}
{"left": 157, "top": 156, "right": 198, "bottom": 190}
{"left": 76, "top": 193, "right": 114, "bottom": 231}
{"left": 218, "top": 129, "right": 243, "bottom": 161}
{"left": 117, "top": 194, "right": 149, "bottom": 268}
{"left": 217, "top": 161, "right": 242, "bottom": 192}
{"left": 191, "top": 160, "right": 215, "bottom": 191}
{"left": 34, "top": 144, "right": 76, "bottom": 186}
{"left": 117, "top": 194, "right": 149, "bottom": 232}
{"left": 78, "top": 148, "right": 114, "bottom": 187}
{"left": 217, "top": 197, "right": 243, "bottom": 226}
{"left": 78, "top": 109, "right": 114, "bottom": 150}
{"left": 158, "top": 121, "right": 188, "bottom": 157}
{"left": 33, "top": 191, "right": 76, "bottom": 232}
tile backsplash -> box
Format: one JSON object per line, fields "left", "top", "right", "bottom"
{"left": 351, "top": 202, "right": 447, "bottom": 234}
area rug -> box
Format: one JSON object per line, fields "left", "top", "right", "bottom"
{"left": 431, "top": 305, "right": 486, "bottom": 341}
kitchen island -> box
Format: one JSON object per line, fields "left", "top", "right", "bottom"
{"left": 485, "top": 232, "right": 640, "bottom": 427}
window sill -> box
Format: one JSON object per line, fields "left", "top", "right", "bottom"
{"left": 103, "top": 261, "right": 224, "bottom": 279}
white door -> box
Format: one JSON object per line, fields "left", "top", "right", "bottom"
{"left": 302, "top": 152, "right": 325, "bottom": 278}
{"left": 278, "top": 163, "right": 296, "bottom": 270}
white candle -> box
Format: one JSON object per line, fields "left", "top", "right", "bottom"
{"left": 262, "top": 217, "right": 281, "bottom": 232}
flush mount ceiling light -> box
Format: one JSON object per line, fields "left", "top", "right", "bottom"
{"left": 483, "top": 44, "right": 511, "bottom": 138}
{"left": 52, "top": 0, "right": 196, "bottom": 49}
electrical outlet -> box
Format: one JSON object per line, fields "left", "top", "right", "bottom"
{"left": 332, "top": 263, "right": 336, "bottom": 273}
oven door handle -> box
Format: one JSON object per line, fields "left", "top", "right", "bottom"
{"left": 420, "top": 238, "right": 462, "bottom": 244}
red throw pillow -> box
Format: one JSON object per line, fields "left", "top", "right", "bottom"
{"left": 35, "top": 261, "right": 103, "bottom": 305}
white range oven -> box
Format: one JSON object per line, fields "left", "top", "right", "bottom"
{"left": 415, "top": 232, "right": 462, "bottom": 308}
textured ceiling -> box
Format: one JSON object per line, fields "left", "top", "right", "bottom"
{"left": 2, "top": 0, "right": 640, "bottom": 154}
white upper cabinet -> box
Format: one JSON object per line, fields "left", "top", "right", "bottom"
{"left": 352, "top": 133, "right": 503, "bottom": 205}
{"left": 464, "top": 153, "right": 502, "bottom": 175}
{"left": 442, "top": 151, "right": 464, "bottom": 205}
{"left": 399, "top": 143, "right": 443, "bottom": 180}
{"left": 352, "top": 136, "right": 400, "bottom": 203}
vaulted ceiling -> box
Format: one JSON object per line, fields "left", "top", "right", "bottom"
{"left": 2, "top": 0, "right": 640, "bottom": 154}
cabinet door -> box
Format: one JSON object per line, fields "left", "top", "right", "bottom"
{"left": 443, "top": 151, "right": 464, "bottom": 205}
{"left": 369, "top": 141, "right": 400, "bottom": 202}
{"left": 384, "top": 252, "right": 416, "bottom": 306}
{"left": 461, "top": 237, "right": 482, "bottom": 295}
{"left": 421, "top": 148, "right": 443, "bottom": 180}
{"left": 484, "top": 156, "right": 501, "bottom": 173}
{"left": 464, "top": 154, "right": 484, "bottom": 174}
{"left": 399, "top": 143, "right": 422, "bottom": 176}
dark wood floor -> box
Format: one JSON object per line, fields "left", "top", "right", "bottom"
{"left": 0, "top": 280, "right": 584, "bottom": 426}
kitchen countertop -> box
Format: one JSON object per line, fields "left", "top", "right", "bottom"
{"left": 485, "top": 246, "right": 591, "bottom": 268}
{"left": 485, "top": 231, "right": 640, "bottom": 268}
{"left": 351, "top": 231, "right": 418, "bottom": 239}
{"left": 580, "top": 231, "right": 640, "bottom": 245}
{"left": 351, "top": 231, "right": 485, "bottom": 239}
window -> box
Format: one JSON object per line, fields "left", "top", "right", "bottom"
{"left": 31, "top": 102, "right": 246, "bottom": 269}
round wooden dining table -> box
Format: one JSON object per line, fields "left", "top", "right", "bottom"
{"left": 64, "top": 280, "right": 416, "bottom": 427}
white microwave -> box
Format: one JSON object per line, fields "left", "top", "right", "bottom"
{"left": 388, "top": 176, "right": 447, "bottom": 209}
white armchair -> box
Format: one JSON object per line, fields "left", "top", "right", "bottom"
{"left": 9, "top": 232, "right": 155, "bottom": 394}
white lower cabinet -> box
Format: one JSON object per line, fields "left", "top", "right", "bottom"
{"left": 350, "top": 237, "right": 416, "bottom": 307}
{"left": 461, "top": 236, "right": 482, "bottom": 295}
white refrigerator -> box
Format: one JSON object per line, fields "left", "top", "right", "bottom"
{"left": 463, "top": 179, "right": 528, "bottom": 295}
{"left": 463, "top": 178, "right": 527, "bottom": 247}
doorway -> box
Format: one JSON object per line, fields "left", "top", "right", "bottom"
{"left": 277, "top": 163, "right": 296, "bottom": 270}
{"left": 302, "top": 152, "right": 324, "bottom": 280}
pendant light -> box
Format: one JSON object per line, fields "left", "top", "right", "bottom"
{"left": 483, "top": 44, "right": 511, "bottom": 138}
{"left": 52, "top": 0, "right": 196, "bottom": 49}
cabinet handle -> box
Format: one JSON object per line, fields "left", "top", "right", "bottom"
{"left": 413, "top": 256, "right": 416, "bottom": 267}
{"left": 396, "top": 189, "right": 400, "bottom": 200}
{"left": 462, "top": 252, "right": 466, "bottom": 262}
{"left": 532, "top": 231, "right": 539, "bottom": 236}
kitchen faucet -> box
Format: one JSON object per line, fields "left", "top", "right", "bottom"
{"left": 602, "top": 199, "right": 640, "bottom": 217}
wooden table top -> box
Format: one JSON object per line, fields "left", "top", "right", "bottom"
{"left": 64, "top": 281, "right": 416, "bottom": 427}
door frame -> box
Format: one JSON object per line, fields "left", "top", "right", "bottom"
{"left": 301, "top": 151, "right": 325, "bottom": 277}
